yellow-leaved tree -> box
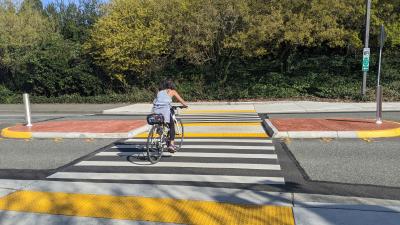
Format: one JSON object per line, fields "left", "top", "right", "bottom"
{"left": 86, "top": 0, "right": 169, "bottom": 85}
{"left": 87, "top": 0, "right": 288, "bottom": 84}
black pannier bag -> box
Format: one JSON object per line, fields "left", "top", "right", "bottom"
{"left": 147, "top": 114, "right": 164, "bottom": 125}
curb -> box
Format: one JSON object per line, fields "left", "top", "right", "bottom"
{"left": 1, "top": 124, "right": 150, "bottom": 139}
{"left": 261, "top": 118, "right": 278, "bottom": 137}
{"left": 1, "top": 127, "right": 32, "bottom": 139}
{"left": 273, "top": 131, "right": 358, "bottom": 139}
{"left": 127, "top": 124, "right": 150, "bottom": 137}
{"left": 293, "top": 193, "right": 400, "bottom": 213}
{"left": 263, "top": 119, "right": 400, "bottom": 139}
{"left": 357, "top": 126, "right": 400, "bottom": 138}
{"left": 272, "top": 129, "right": 400, "bottom": 139}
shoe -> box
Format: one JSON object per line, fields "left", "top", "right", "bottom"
{"left": 167, "top": 145, "right": 177, "bottom": 153}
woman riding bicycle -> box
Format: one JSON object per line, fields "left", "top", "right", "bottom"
{"left": 152, "top": 78, "right": 188, "bottom": 152}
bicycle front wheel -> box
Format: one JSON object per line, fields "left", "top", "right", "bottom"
{"left": 174, "top": 118, "right": 184, "bottom": 150}
{"left": 146, "top": 125, "right": 163, "bottom": 163}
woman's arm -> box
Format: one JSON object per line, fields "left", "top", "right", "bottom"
{"left": 170, "top": 90, "right": 188, "bottom": 107}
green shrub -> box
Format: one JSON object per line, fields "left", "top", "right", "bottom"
{"left": 0, "top": 85, "right": 19, "bottom": 103}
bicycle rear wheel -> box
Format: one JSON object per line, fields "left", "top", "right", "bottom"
{"left": 174, "top": 118, "right": 184, "bottom": 150}
{"left": 146, "top": 125, "right": 164, "bottom": 163}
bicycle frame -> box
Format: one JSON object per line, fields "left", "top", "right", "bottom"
{"left": 146, "top": 105, "right": 185, "bottom": 163}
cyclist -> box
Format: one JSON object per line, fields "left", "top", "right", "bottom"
{"left": 152, "top": 78, "right": 188, "bottom": 152}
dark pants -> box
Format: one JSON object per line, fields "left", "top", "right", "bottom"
{"left": 169, "top": 110, "right": 175, "bottom": 141}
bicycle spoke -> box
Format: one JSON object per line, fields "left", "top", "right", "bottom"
{"left": 146, "top": 125, "right": 164, "bottom": 163}
{"left": 174, "top": 119, "right": 184, "bottom": 150}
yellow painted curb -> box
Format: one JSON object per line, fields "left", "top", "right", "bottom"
{"left": 184, "top": 122, "right": 262, "bottom": 126}
{"left": 181, "top": 109, "right": 256, "bottom": 114}
{"left": 136, "top": 132, "right": 268, "bottom": 138}
{"left": 1, "top": 127, "right": 32, "bottom": 139}
{"left": 0, "top": 190, "right": 295, "bottom": 225}
{"left": 357, "top": 127, "right": 400, "bottom": 138}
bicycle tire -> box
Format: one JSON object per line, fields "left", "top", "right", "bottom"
{"left": 174, "top": 118, "right": 184, "bottom": 150}
{"left": 146, "top": 125, "right": 163, "bottom": 163}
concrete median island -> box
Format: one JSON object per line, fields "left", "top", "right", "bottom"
{"left": 1, "top": 120, "right": 149, "bottom": 139}
{"left": 264, "top": 118, "right": 400, "bottom": 138}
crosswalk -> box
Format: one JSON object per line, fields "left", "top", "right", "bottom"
{"left": 47, "top": 112, "right": 286, "bottom": 189}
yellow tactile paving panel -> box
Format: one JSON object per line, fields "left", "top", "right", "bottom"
{"left": 0, "top": 191, "right": 294, "bottom": 225}
{"left": 136, "top": 132, "right": 268, "bottom": 138}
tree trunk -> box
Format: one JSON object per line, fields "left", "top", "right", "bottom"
{"left": 280, "top": 44, "right": 292, "bottom": 73}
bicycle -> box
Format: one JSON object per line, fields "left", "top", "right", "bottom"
{"left": 146, "top": 105, "right": 186, "bottom": 163}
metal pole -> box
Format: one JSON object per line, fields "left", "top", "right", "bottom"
{"left": 362, "top": 0, "right": 371, "bottom": 96}
{"left": 23, "top": 93, "right": 32, "bottom": 127}
{"left": 376, "top": 25, "right": 385, "bottom": 125}
{"left": 376, "top": 85, "right": 383, "bottom": 124}
{"left": 377, "top": 41, "right": 383, "bottom": 87}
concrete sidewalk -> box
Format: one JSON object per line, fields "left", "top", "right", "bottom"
{"left": 0, "top": 179, "right": 400, "bottom": 225}
{"left": 102, "top": 101, "right": 400, "bottom": 114}
{"left": 255, "top": 101, "right": 400, "bottom": 113}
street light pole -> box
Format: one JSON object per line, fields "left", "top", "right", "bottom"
{"left": 362, "top": 0, "right": 371, "bottom": 96}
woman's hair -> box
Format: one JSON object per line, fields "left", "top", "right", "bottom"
{"left": 159, "top": 78, "right": 176, "bottom": 90}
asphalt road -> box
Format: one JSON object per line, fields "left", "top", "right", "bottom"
{"left": 0, "top": 108, "right": 141, "bottom": 179}
{"left": 0, "top": 138, "right": 118, "bottom": 170}
{"left": 286, "top": 138, "right": 400, "bottom": 188}
{"left": 274, "top": 140, "right": 400, "bottom": 200}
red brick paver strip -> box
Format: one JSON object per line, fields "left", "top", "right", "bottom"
{"left": 270, "top": 118, "right": 400, "bottom": 132}
{"left": 9, "top": 120, "right": 147, "bottom": 133}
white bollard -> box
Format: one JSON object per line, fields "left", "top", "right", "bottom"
{"left": 23, "top": 93, "right": 32, "bottom": 127}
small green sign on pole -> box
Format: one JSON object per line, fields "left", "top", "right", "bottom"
{"left": 362, "top": 48, "right": 370, "bottom": 72}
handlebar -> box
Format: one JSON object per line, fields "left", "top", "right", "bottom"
{"left": 171, "top": 105, "right": 188, "bottom": 110}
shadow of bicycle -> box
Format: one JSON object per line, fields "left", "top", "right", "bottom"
{"left": 112, "top": 141, "right": 181, "bottom": 166}
{"left": 111, "top": 143, "right": 152, "bottom": 165}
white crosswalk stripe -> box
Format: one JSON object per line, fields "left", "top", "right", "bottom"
{"left": 74, "top": 161, "right": 281, "bottom": 170}
{"left": 97, "top": 151, "right": 278, "bottom": 159}
{"left": 48, "top": 173, "right": 285, "bottom": 184}
{"left": 47, "top": 112, "right": 286, "bottom": 188}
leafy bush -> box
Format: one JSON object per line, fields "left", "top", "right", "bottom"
{"left": 0, "top": 85, "right": 18, "bottom": 103}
